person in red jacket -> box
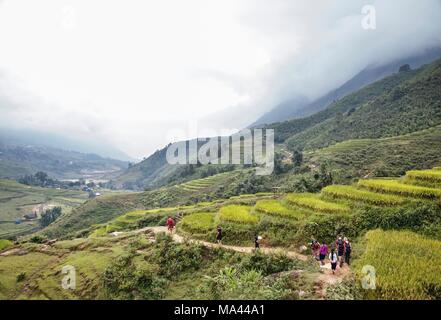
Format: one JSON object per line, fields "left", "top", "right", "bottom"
{"left": 166, "top": 216, "right": 175, "bottom": 233}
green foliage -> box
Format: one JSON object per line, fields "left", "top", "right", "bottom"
{"left": 40, "top": 206, "right": 62, "bottom": 227}
{"left": 0, "top": 239, "right": 13, "bottom": 251}
{"left": 102, "top": 253, "right": 168, "bottom": 299}
{"left": 354, "top": 230, "right": 441, "bottom": 300}
{"left": 153, "top": 234, "right": 205, "bottom": 278}
{"left": 355, "top": 202, "right": 441, "bottom": 240}
{"left": 238, "top": 251, "right": 308, "bottom": 276}
{"left": 196, "top": 267, "right": 294, "bottom": 300}
{"left": 16, "top": 272, "right": 26, "bottom": 282}
{"left": 307, "top": 126, "right": 441, "bottom": 180}
{"left": 284, "top": 60, "right": 441, "bottom": 151}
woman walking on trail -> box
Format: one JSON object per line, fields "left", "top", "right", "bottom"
{"left": 329, "top": 248, "right": 338, "bottom": 274}
{"left": 319, "top": 242, "right": 328, "bottom": 265}
{"left": 311, "top": 239, "right": 320, "bottom": 260}
{"left": 336, "top": 236, "right": 345, "bottom": 267}
{"left": 254, "top": 235, "right": 261, "bottom": 250}
{"left": 344, "top": 237, "right": 352, "bottom": 265}
{"left": 216, "top": 226, "right": 223, "bottom": 245}
{"left": 166, "top": 216, "right": 175, "bottom": 234}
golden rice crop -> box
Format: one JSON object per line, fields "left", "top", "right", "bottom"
{"left": 180, "top": 212, "right": 215, "bottom": 233}
{"left": 354, "top": 229, "right": 441, "bottom": 300}
{"left": 254, "top": 200, "right": 303, "bottom": 219}
{"left": 219, "top": 205, "right": 259, "bottom": 224}
{"left": 358, "top": 179, "right": 441, "bottom": 199}
{"left": 322, "top": 185, "right": 404, "bottom": 206}
{"left": 406, "top": 170, "right": 441, "bottom": 183}
{"left": 285, "top": 193, "right": 350, "bottom": 214}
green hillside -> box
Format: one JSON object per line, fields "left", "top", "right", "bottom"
{"left": 307, "top": 126, "right": 441, "bottom": 179}
{"left": 112, "top": 59, "right": 441, "bottom": 191}
{"left": 0, "top": 143, "right": 128, "bottom": 180}
{"left": 285, "top": 60, "right": 441, "bottom": 151}
{"left": 2, "top": 168, "right": 441, "bottom": 300}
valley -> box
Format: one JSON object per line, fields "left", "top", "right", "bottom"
{"left": 0, "top": 58, "right": 441, "bottom": 301}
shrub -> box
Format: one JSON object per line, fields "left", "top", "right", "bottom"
{"left": 219, "top": 205, "right": 259, "bottom": 224}
{"left": 238, "top": 251, "right": 306, "bottom": 276}
{"left": 102, "top": 253, "right": 167, "bottom": 299}
{"left": 354, "top": 230, "right": 441, "bottom": 299}
{"left": 16, "top": 272, "right": 26, "bottom": 282}
{"left": 153, "top": 234, "right": 205, "bottom": 278}
{"left": 0, "top": 239, "right": 12, "bottom": 251}
{"left": 322, "top": 185, "right": 404, "bottom": 206}
{"left": 358, "top": 179, "right": 441, "bottom": 199}
{"left": 285, "top": 193, "right": 350, "bottom": 214}
{"left": 355, "top": 202, "right": 441, "bottom": 240}
{"left": 297, "top": 213, "right": 357, "bottom": 245}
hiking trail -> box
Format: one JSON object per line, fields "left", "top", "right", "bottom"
{"left": 130, "top": 226, "right": 351, "bottom": 297}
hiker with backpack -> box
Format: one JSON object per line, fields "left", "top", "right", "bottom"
{"left": 336, "top": 236, "right": 345, "bottom": 267}
{"left": 329, "top": 248, "right": 338, "bottom": 274}
{"left": 166, "top": 216, "right": 175, "bottom": 234}
{"left": 344, "top": 237, "right": 352, "bottom": 265}
{"left": 319, "top": 242, "right": 328, "bottom": 265}
{"left": 254, "top": 235, "right": 262, "bottom": 250}
{"left": 216, "top": 226, "right": 223, "bottom": 245}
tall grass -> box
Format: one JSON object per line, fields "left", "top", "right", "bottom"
{"left": 354, "top": 229, "right": 441, "bottom": 300}
{"left": 285, "top": 193, "right": 350, "bottom": 214}
{"left": 322, "top": 185, "right": 404, "bottom": 206}
{"left": 358, "top": 179, "right": 441, "bottom": 199}
{"left": 219, "top": 205, "right": 259, "bottom": 224}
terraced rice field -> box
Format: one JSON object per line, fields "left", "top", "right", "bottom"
{"left": 354, "top": 229, "right": 441, "bottom": 300}
{"left": 180, "top": 212, "right": 215, "bottom": 234}
{"left": 177, "top": 171, "right": 238, "bottom": 192}
{"left": 322, "top": 185, "right": 405, "bottom": 206}
{"left": 405, "top": 169, "right": 441, "bottom": 183}
{"left": 218, "top": 205, "right": 259, "bottom": 224}
{"left": 254, "top": 200, "right": 306, "bottom": 219}
{"left": 358, "top": 179, "right": 441, "bottom": 199}
{"left": 285, "top": 193, "right": 350, "bottom": 214}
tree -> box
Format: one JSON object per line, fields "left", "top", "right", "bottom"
{"left": 292, "top": 150, "right": 303, "bottom": 167}
{"left": 40, "top": 207, "right": 62, "bottom": 227}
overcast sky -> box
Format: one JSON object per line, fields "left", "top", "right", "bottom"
{"left": 1, "top": 0, "right": 440, "bottom": 159}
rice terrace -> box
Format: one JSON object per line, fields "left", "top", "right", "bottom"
{"left": 1, "top": 0, "right": 441, "bottom": 311}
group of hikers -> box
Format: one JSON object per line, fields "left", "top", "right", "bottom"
{"left": 166, "top": 216, "right": 351, "bottom": 274}
{"left": 311, "top": 236, "right": 352, "bottom": 274}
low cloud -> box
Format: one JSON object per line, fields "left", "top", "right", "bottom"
{"left": 0, "top": 0, "right": 440, "bottom": 158}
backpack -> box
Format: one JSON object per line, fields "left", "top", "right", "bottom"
{"left": 337, "top": 239, "right": 344, "bottom": 252}
{"left": 345, "top": 242, "right": 351, "bottom": 254}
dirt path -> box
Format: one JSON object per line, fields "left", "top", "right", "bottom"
{"left": 131, "top": 226, "right": 351, "bottom": 296}
{"left": 133, "top": 226, "right": 308, "bottom": 260}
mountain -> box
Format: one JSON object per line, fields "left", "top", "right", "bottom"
{"left": 0, "top": 142, "right": 129, "bottom": 180}
{"left": 0, "top": 127, "right": 135, "bottom": 162}
{"left": 252, "top": 48, "right": 441, "bottom": 126}
{"left": 112, "top": 58, "right": 441, "bottom": 190}
{"left": 284, "top": 59, "right": 441, "bottom": 151}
